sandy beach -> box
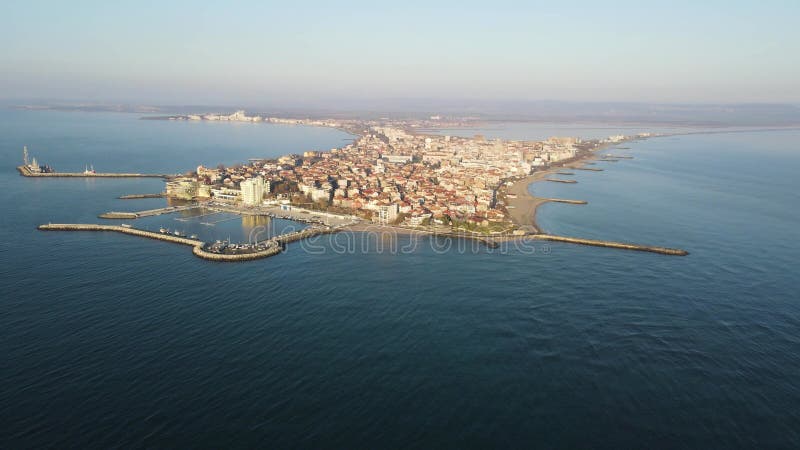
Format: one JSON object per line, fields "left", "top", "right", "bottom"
{"left": 344, "top": 145, "right": 615, "bottom": 237}
{"left": 504, "top": 148, "right": 608, "bottom": 233}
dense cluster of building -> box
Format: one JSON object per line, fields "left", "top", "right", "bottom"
{"left": 165, "top": 117, "right": 618, "bottom": 231}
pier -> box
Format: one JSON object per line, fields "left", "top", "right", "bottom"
{"left": 544, "top": 178, "right": 578, "bottom": 184}
{"left": 200, "top": 216, "right": 241, "bottom": 226}
{"left": 571, "top": 167, "right": 604, "bottom": 172}
{"left": 39, "top": 224, "right": 202, "bottom": 246}
{"left": 556, "top": 171, "right": 574, "bottom": 175}
{"left": 118, "top": 193, "right": 165, "bottom": 199}
{"left": 99, "top": 204, "right": 198, "bottom": 219}
{"left": 18, "top": 165, "right": 176, "bottom": 178}
{"left": 532, "top": 234, "right": 688, "bottom": 256}
{"left": 539, "top": 198, "right": 587, "bottom": 205}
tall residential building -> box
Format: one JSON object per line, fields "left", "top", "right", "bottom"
{"left": 241, "top": 176, "right": 265, "bottom": 206}
{"left": 376, "top": 203, "right": 399, "bottom": 225}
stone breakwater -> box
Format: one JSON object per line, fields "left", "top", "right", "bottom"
{"left": 538, "top": 198, "right": 587, "bottom": 205}
{"left": 274, "top": 227, "right": 338, "bottom": 244}
{"left": 98, "top": 204, "right": 198, "bottom": 219}
{"left": 38, "top": 224, "right": 202, "bottom": 245}
{"left": 532, "top": 234, "right": 689, "bottom": 256}
{"left": 18, "top": 166, "right": 175, "bottom": 178}
{"left": 118, "top": 193, "right": 166, "bottom": 199}
{"left": 38, "top": 224, "right": 687, "bottom": 258}
{"left": 38, "top": 223, "right": 339, "bottom": 262}
{"left": 192, "top": 244, "right": 282, "bottom": 261}
{"left": 98, "top": 212, "right": 139, "bottom": 219}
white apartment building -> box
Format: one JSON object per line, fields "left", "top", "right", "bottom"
{"left": 240, "top": 176, "right": 266, "bottom": 206}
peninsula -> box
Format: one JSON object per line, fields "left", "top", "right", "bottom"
{"left": 27, "top": 112, "right": 687, "bottom": 257}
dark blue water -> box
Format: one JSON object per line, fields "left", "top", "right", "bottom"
{"left": 2, "top": 111, "right": 799, "bottom": 448}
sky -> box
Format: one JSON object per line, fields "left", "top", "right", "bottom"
{"left": 1, "top": 0, "right": 799, "bottom": 106}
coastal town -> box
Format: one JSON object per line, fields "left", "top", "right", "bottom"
{"left": 22, "top": 111, "right": 688, "bottom": 258}
{"left": 161, "top": 110, "right": 646, "bottom": 235}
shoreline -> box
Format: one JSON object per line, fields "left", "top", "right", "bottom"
{"left": 504, "top": 144, "right": 610, "bottom": 233}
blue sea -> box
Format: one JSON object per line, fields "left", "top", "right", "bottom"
{"left": 1, "top": 110, "right": 799, "bottom": 448}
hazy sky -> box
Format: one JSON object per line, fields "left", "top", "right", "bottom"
{"left": 2, "top": 0, "right": 799, "bottom": 105}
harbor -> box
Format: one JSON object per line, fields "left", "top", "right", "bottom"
{"left": 24, "top": 133, "right": 691, "bottom": 260}
{"left": 38, "top": 222, "right": 340, "bottom": 262}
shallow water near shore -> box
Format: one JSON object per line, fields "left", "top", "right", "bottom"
{"left": 2, "top": 111, "right": 800, "bottom": 448}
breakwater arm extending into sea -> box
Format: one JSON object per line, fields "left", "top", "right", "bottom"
{"left": 531, "top": 234, "right": 688, "bottom": 256}
{"left": 38, "top": 223, "right": 338, "bottom": 262}
{"left": 18, "top": 165, "right": 176, "bottom": 178}
{"left": 118, "top": 193, "right": 166, "bottom": 199}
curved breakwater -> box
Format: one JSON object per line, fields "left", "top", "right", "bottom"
{"left": 38, "top": 223, "right": 338, "bottom": 262}
{"left": 192, "top": 244, "right": 282, "bottom": 261}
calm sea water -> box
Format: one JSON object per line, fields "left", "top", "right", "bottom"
{"left": 427, "top": 121, "right": 700, "bottom": 141}
{"left": 1, "top": 110, "right": 799, "bottom": 448}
